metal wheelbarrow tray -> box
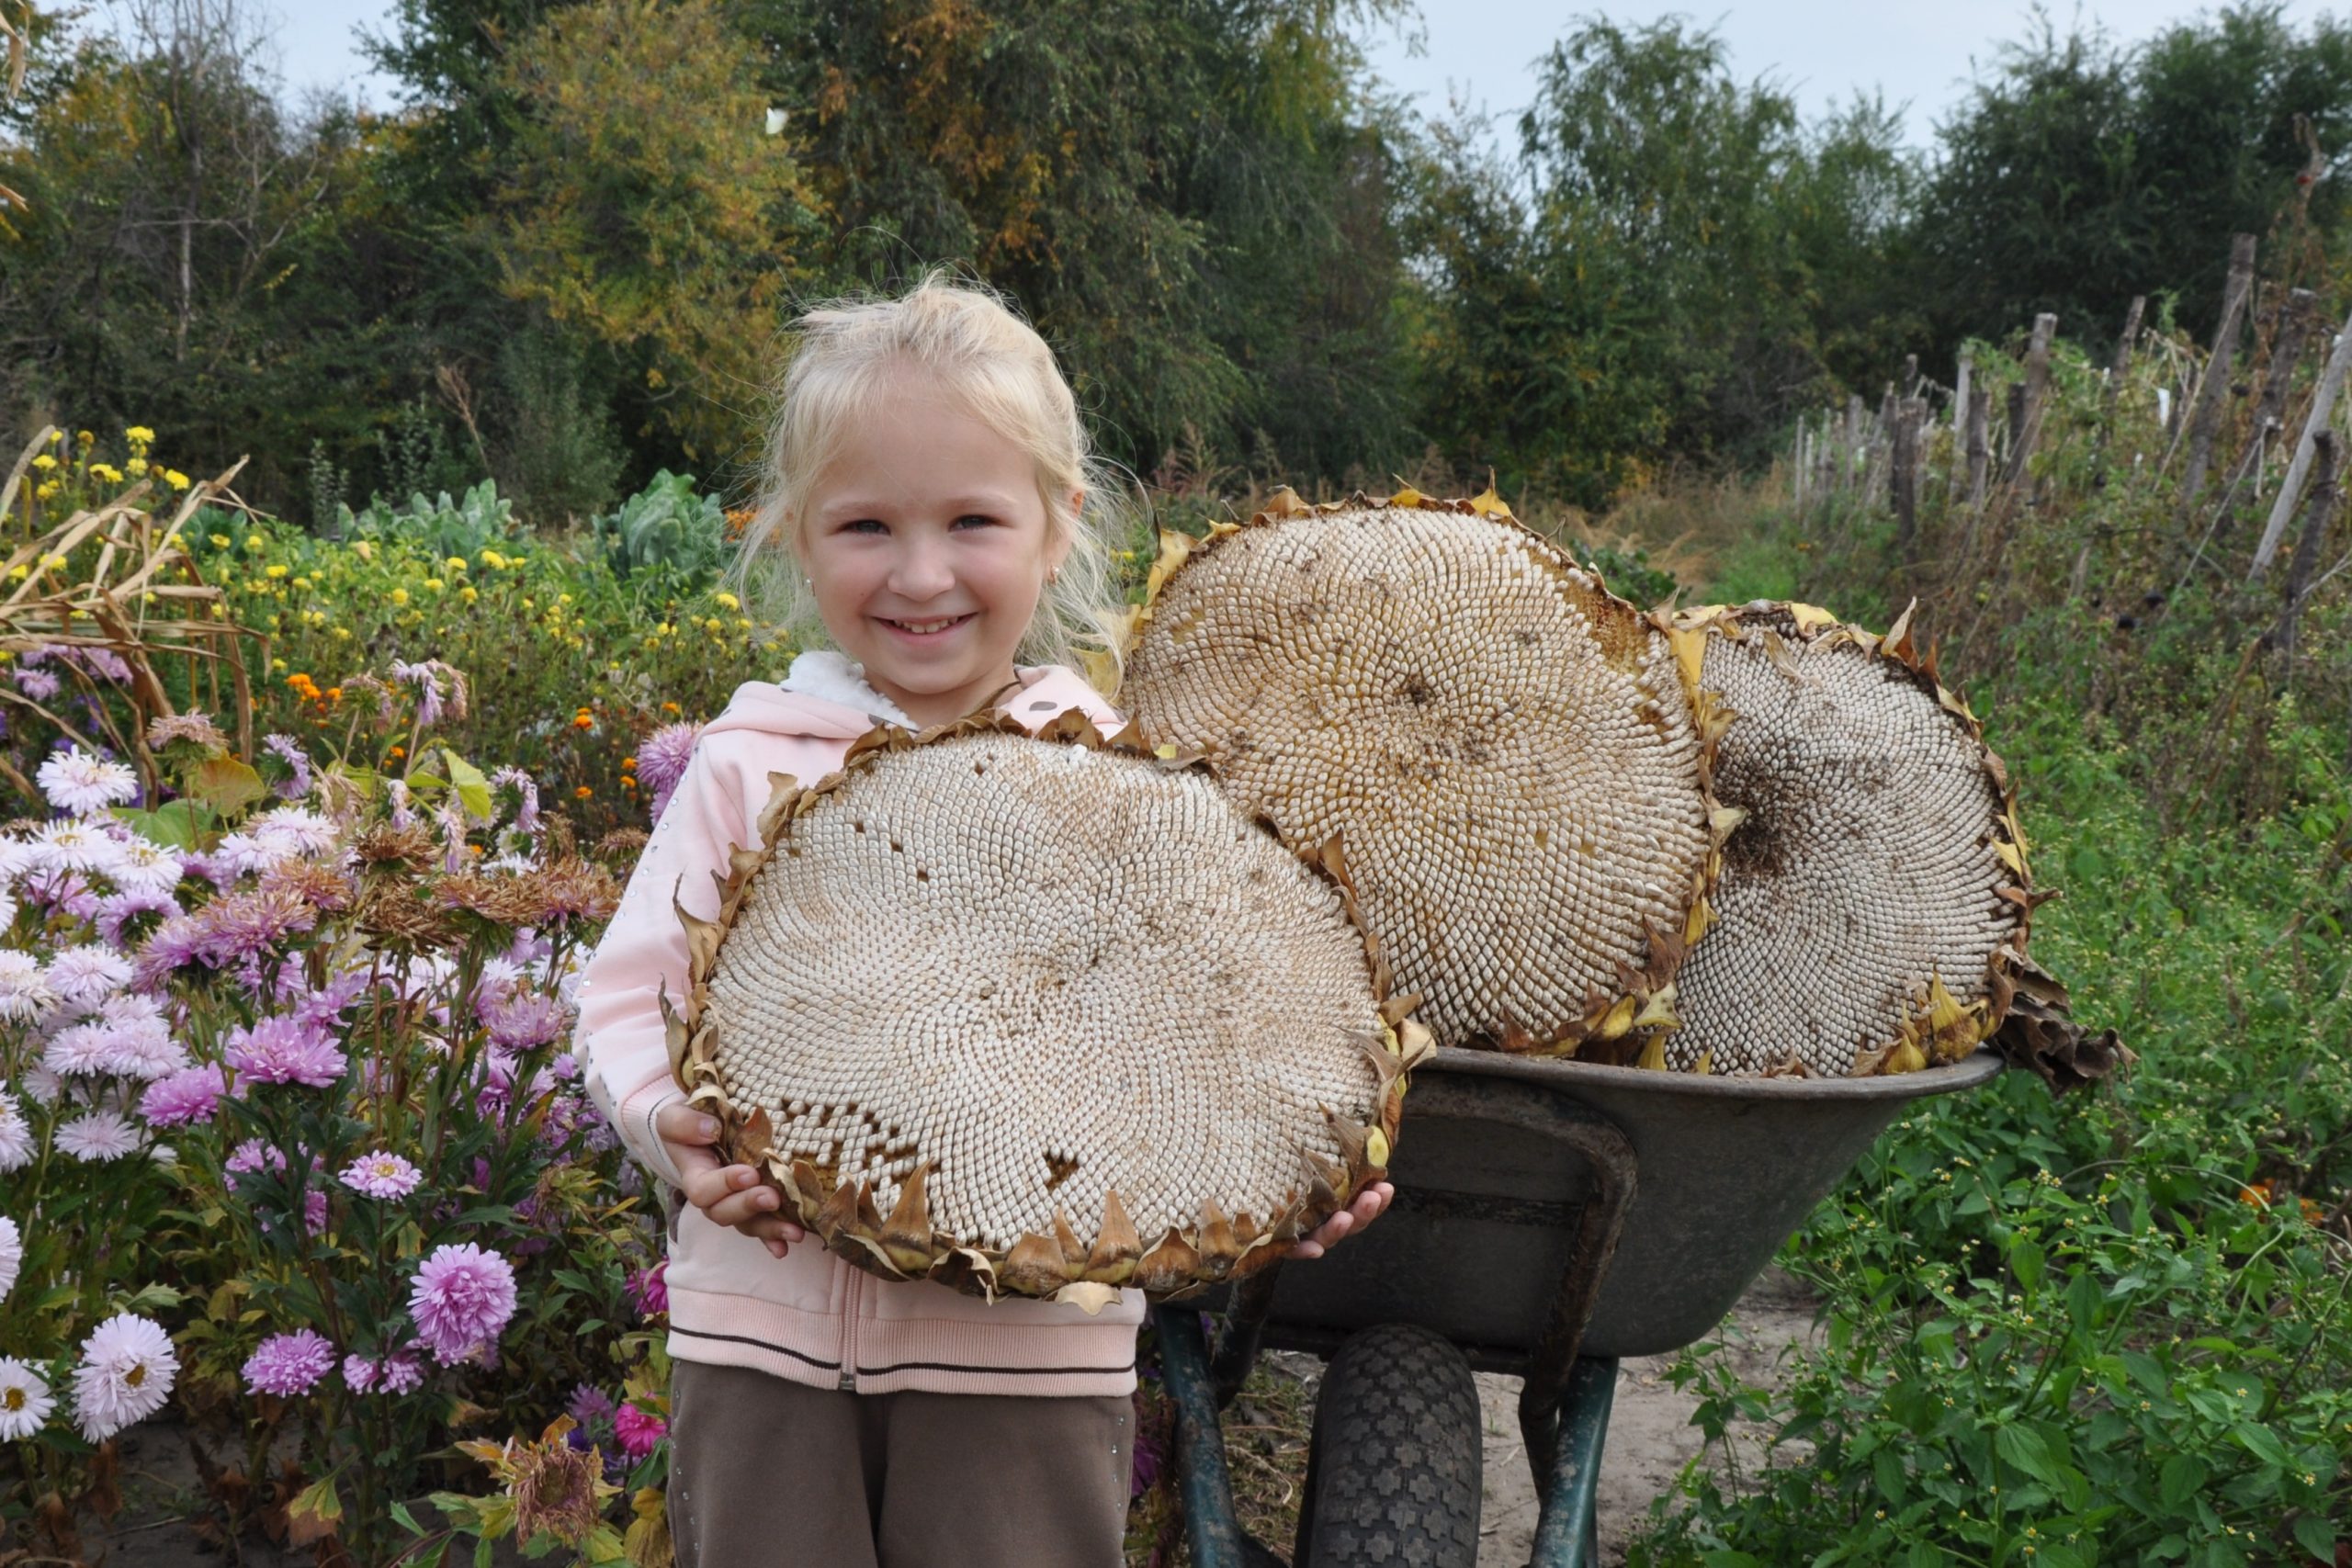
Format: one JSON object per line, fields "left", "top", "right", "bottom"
{"left": 1154, "top": 1044, "right": 2004, "bottom": 1567}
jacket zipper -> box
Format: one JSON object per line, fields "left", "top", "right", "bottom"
{"left": 837, "top": 1266, "right": 860, "bottom": 1392}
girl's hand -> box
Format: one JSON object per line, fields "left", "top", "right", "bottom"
{"left": 1289, "top": 1181, "right": 1393, "bottom": 1260}
{"left": 655, "top": 1101, "right": 807, "bottom": 1260}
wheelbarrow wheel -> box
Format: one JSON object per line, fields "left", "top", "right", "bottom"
{"left": 1294, "top": 1322, "right": 1482, "bottom": 1568}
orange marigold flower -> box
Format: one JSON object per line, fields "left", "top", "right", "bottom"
{"left": 574, "top": 785, "right": 593, "bottom": 799}
{"left": 619, "top": 757, "right": 637, "bottom": 772}
{"left": 571, "top": 713, "right": 594, "bottom": 729}
{"left": 2239, "top": 1180, "right": 2275, "bottom": 1209}
{"left": 661, "top": 701, "right": 680, "bottom": 714}
{"left": 389, "top": 745, "right": 406, "bottom": 760}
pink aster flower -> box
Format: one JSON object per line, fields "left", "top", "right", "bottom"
{"left": 637, "top": 721, "right": 702, "bottom": 820}
{"left": 342, "top": 1348, "right": 424, "bottom": 1396}
{"left": 55, "top": 1111, "right": 141, "bottom": 1162}
{"left": 0, "top": 1092, "right": 31, "bottom": 1173}
{"left": 407, "top": 1243, "right": 517, "bottom": 1366}
{"left": 340, "top": 1150, "right": 423, "bottom": 1200}
{"left": 243, "top": 1330, "right": 335, "bottom": 1398}
{"left": 99, "top": 888, "right": 181, "bottom": 952}
{"left": 613, "top": 1403, "right": 667, "bottom": 1459}
{"left": 222, "top": 1014, "right": 346, "bottom": 1088}
{"left": 140, "top": 1064, "right": 230, "bottom": 1128}
{"left": 627, "top": 1261, "right": 668, "bottom": 1319}
{"left": 70, "top": 1312, "right": 176, "bottom": 1441}
{"left": 45, "top": 944, "right": 132, "bottom": 1007}
{"left": 42, "top": 1021, "right": 119, "bottom": 1077}
{"left": 482, "top": 988, "right": 569, "bottom": 1052}
{"left": 224, "top": 1137, "right": 288, "bottom": 1175}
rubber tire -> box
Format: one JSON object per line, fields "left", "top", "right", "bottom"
{"left": 1293, "top": 1323, "right": 1483, "bottom": 1568}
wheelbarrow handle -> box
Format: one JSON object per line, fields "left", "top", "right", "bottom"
{"left": 1155, "top": 1303, "right": 1255, "bottom": 1568}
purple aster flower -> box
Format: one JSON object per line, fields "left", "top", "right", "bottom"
{"left": 243, "top": 1330, "right": 335, "bottom": 1398}
{"left": 261, "top": 734, "right": 313, "bottom": 799}
{"left": 482, "top": 989, "right": 568, "bottom": 1052}
{"left": 224, "top": 1137, "right": 288, "bottom": 1175}
{"left": 490, "top": 767, "right": 540, "bottom": 837}
{"left": 339, "top": 1150, "right": 422, "bottom": 1200}
{"left": 388, "top": 660, "right": 468, "bottom": 729}
{"left": 627, "top": 1262, "right": 668, "bottom": 1318}
{"left": 636, "top": 721, "right": 702, "bottom": 820}
{"left": 130, "top": 912, "right": 211, "bottom": 991}
{"left": 192, "top": 886, "right": 318, "bottom": 964}
{"left": 13, "top": 668, "right": 59, "bottom": 702}
{"left": 408, "top": 1244, "right": 517, "bottom": 1366}
{"left": 223, "top": 1014, "right": 346, "bottom": 1088}
{"left": 147, "top": 711, "right": 230, "bottom": 752}
{"left": 98, "top": 889, "right": 180, "bottom": 952}
{"left": 566, "top": 1383, "right": 616, "bottom": 1425}
{"left": 287, "top": 964, "right": 372, "bottom": 1031}
{"left": 141, "top": 1064, "right": 230, "bottom": 1128}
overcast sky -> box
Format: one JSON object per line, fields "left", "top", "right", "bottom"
{"left": 166, "top": 0, "right": 2346, "bottom": 151}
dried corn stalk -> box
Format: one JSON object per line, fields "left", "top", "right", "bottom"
{"left": 1662, "top": 602, "right": 2127, "bottom": 1088}
{"left": 664, "top": 711, "right": 1432, "bottom": 1306}
{"left": 0, "top": 427, "right": 259, "bottom": 800}
{"left": 1116, "top": 487, "right": 1734, "bottom": 1059}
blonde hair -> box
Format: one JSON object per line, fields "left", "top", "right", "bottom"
{"left": 730, "top": 271, "right": 1132, "bottom": 685}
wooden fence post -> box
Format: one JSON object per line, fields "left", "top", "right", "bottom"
{"left": 1892, "top": 396, "right": 1923, "bottom": 557}
{"left": 2177, "top": 234, "right": 2257, "bottom": 516}
{"left": 2004, "top": 313, "right": 2059, "bottom": 490}
{"left": 1966, "top": 386, "right": 1991, "bottom": 510}
{"left": 2215, "top": 287, "right": 2316, "bottom": 525}
{"left": 2272, "top": 429, "right": 2341, "bottom": 663}
{"left": 2092, "top": 295, "right": 2146, "bottom": 489}
{"left": 2251, "top": 299, "right": 2352, "bottom": 579}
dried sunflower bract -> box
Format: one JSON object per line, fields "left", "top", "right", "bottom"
{"left": 665, "top": 711, "right": 1430, "bottom": 1307}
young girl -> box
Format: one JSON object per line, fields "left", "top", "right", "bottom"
{"left": 576, "top": 275, "right": 1388, "bottom": 1567}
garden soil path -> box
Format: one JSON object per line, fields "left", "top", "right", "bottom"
{"left": 1474, "top": 1266, "right": 1822, "bottom": 1567}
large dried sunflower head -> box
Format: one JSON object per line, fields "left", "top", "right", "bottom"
{"left": 1115, "top": 488, "right": 1730, "bottom": 1058}
{"left": 669, "top": 713, "right": 1430, "bottom": 1304}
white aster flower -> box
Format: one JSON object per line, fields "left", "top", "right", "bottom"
{"left": 44, "top": 945, "right": 132, "bottom": 1009}
{"left": 107, "top": 838, "right": 185, "bottom": 896}
{"left": 19, "top": 1065, "right": 62, "bottom": 1106}
{"left": 0, "top": 1357, "right": 53, "bottom": 1440}
{"left": 70, "top": 1312, "right": 175, "bottom": 1441}
{"left": 42, "top": 1021, "right": 115, "bottom": 1077}
{"left": 0, "top": 1092, "right": 28, "bottom": 1172}
{"left": 28, "top": 818, "right": 124, "bottom": 878}
{"left": 0, "top": 1215, "right": 19, "bottom": 1298}
{"left": 250, "top": 807, "right": 339, "bottom": 860}
{"left": 54, "top": 1110, "right": 140, "bottom": 1162}
{"left": 36, "top": 746, "right": 139, "bottom": 817}
{"left": 0, "top": 952, "right": 53, "bottom": 1023}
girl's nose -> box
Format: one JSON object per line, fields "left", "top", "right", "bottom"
{"left": 888, "top": 536, "right": 956, "bottom": 600}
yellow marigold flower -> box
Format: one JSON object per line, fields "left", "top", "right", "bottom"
{"left": 390, "top": 588, "right": 410, "bottom": 606}
{"left": 29, "top": 454, "right": 54, "bottom": 471}
{"left": 125, "top": 425, "right": 154, "bottom": 445}
{"left": 714, "top": 591, "right": 741, "bottom": 611}
{"left": 44, "top": 429, "right": 61, "bottom": 445}
{"left": 266, "top": 563, "right": 289, "bottom": 580}
{"left": 244, "top": 534, "right": 265, "bottom": 551}
{"left": 87, "top": 463, "right": 122, "bottom": 484}
{"left": 209, "top": 534, "right": 231, "bottom": 548}
{"left": 164, "top": 470, "right": 190, "bottom": 491}
{"left": 460, "top": 584, "right": 478, "bottom": 604}
{"left": 40, "top": 553, "right": 68, "bottom": 570}
{"left": 333, "top": 626, "right": 350, "bottom": 639}
{"left": 352, "top": 540, "right": 374, "bottom": 561}
{"left": 446, "top": 556, "right": 468, "bottom": 573}
{"left": 558, "top": 592, "right": 572, "bottom": 604}
{"left": 7, "top": 565, "right": 27, "bottom": 581}
{"left": 424, "top": 577, "right": 445, "bottom": 592}
{"left": 76, "top": 430, "right": 93, "bottom": 446}
{"left": 125, "top": 457, "right": 149, "bottom": 476}
{"left": 735, "top": 617, "right": 752, "bottom": 631}
{"left": 34, "top": 482, "right": 57, "bottom": 501}
{"left": 480, "top": 548, "right": 507, "bottom": 570}
{"left": 271, "top": 658, "right": 287, "bottom": 671}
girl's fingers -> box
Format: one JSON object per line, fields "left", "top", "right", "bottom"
{"left": 654, "top": 1102, "right": 723, "bottom": 1145}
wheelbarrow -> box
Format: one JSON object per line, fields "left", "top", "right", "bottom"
{"left": 1152, "top": 1045, "right": 2006, "bottom": 1567}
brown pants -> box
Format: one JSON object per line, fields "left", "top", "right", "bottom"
{"left": 668, "top": 1359, "right": 1133, "bottom": 1567}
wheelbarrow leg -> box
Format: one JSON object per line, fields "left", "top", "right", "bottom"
{"left": 1526, "top": 1357, "right": 1616, "bottom": 1566}
{"left": 1153, "top": 1303, "right": 1252, "bottom": 1568}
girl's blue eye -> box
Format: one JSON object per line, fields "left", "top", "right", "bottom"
{"left": 952, "top": 513, "right": 997, "bottom": 530}
{"left": 842, "top": 518, "right": 886, "bottom": 535}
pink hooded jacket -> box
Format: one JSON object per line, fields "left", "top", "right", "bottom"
{"left": 576, "top": 658, "right": 1146, "bottom": 1397}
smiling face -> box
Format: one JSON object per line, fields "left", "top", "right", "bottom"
{"left": 797, "top": 369, "right": 1076, "bottom": 729}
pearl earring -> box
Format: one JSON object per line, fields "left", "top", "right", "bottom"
{"left": 1045, "top": 564, "right": 1060, "bottom": 586}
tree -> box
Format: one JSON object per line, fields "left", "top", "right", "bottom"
{"left": 490, "top": 0, "right": 831, "bottom": 467}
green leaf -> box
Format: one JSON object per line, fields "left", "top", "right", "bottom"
{"left": 2159, "top": 1454, "right": 2205, "bottom": 1510}
{"left": 2009, "top": 1235, "right": 2045, "bottom": 1293}
{"left": 441, "top": 748, "right": 492, "bottom": 821}
{"left": 2292, "top": 1515, "right": 2338, "bottom": 1561}
{"left": 113, "top": 798, "right": 200, "bottom": 848}
{"left": 2233, "top": 1421, "right": 2290, "bottom": 1468}
{"left": 187, "top": 755, "right": 266, "bottom": 816}
{"left": 1995, "top": 1423, "right": 2063, "bottom": 1487}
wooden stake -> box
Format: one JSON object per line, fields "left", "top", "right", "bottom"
{"left": 2272, "top": 428, "right": 2341, "bottom": 663}
{"left": 2004, "top": 313, "right": 2059, "bottom": 490}
{"left": 2251, "top": 299, "right": 2352, "bottom": 579}
{"left": 1892, "top": 396, "right": 1923, "bottom": 557}
{"left": 2177, "top": 234, "right": 2257, "bottom": 514}
{"left": 1966, "top": 385, "right": 1991, "bottom": 511}
{"left": 2092, "top": 295, "right": 2145, "bottom": 490}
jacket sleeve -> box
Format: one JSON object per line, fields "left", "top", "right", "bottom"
{"left": 575, "top": 736, "right": 755, "bottom": 1189}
